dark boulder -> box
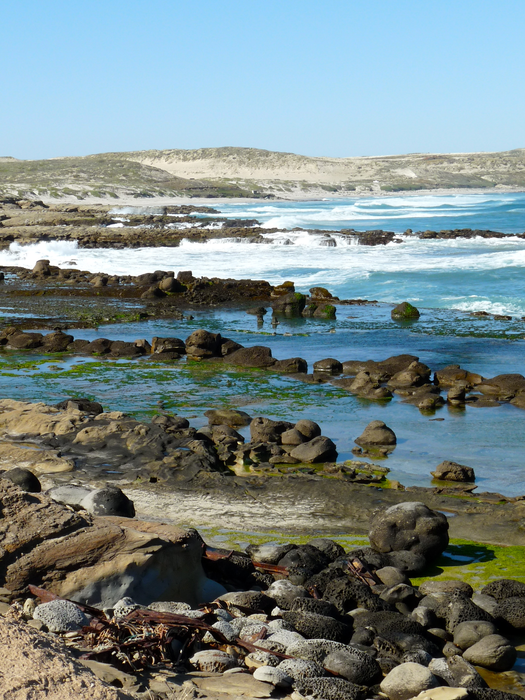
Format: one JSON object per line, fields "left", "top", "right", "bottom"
{"left": 220, "top": 339, "right": 243, "bottom": 356}
{"left": 282, "top": 610, "right": 352, "bottom": 642}
{"left": 295, "top": 419, "right": 322, "bottom": 440}
{"left": 185, "top": 330, "right": 222, "bottom": 359}
{"left": 109, "top": 341, "right": 145, "bottom": 358}
{"left": 6, "top": 331, "right": 44, "bottom": 349}
{"left": 369, "top": 502, "right": 449, "bottom": 562}
{"left": 493, "top": 596, "right": 525, "bottom": 630}
{"left": 151, "top": 337, "right": 186, "bottom": 355}
{"left": 314, "top": 358, "right": 343, "bottom": 375}
{"left": 80, "top": 486, "right": 135, "bottom": 518}
{"left": 42, "top": 331, "right": 75, "bottom": 352}
{"left": 391, "top": 302, "right": 420, "bottom": 320}
{"left": 84, "top": 338, "right": 113, "bottom": 355}
{"left": 1, "top": 467, "right": 41, "bottom": 492}
{"left": 271, "top": 292, "right": 307, "bottom": 316}
{"left": 290, "top": 435, "right": 338, "bottom": 463}
{"left": 224, "top": 345, "right": 275, "bottom": 368}
{"left": 250, "top": 417, "right": 293, "bottom": 443}
{"left": 273, "top": 357, "right": 308, "bottom": 373}
{"left": 482, "top": 579, "right": 525, "bottom": 601}
{"left": 323, "top": 647, "right": 382, "bottom": 686}
{"left": 438, "top": 590, "right": 494, "bottom": 633}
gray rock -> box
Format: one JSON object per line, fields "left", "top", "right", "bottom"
{"left": 376, "top": 566, "right": 409, "bottom": 587}
{"left": 189, "top": 649, "right": 240, "bottom": 672}
{"left": 439, "top": 590, "right": 494, "bottom": 633}
{"left": 47, "top": 484, "right": 93, "bottom": 509}
{"left": 80, "top": 485, "right": 135, "bottom": 517}
{"left": 323, "top": 647, "right": 382, "bottom": 685}
{"left": 266, "top": 579, "right": 308, "bottom": 608}
{"left": 482, "top": 579, "right": 525, "bottom": 601}
{"left": 419, "top": 580, "right": 473, "bottom": 597}
{"left": 391, "top": 301, "right": 420, "bottom": 320}
{"left": 453, "top": 620, "right": 497, "bottom": 650}
{"left": 282, "top": 610, "right": 352, "bottom": 642}
{"left": 295, "top": 419, "right": 322, "bottom": 440}
{"left": 463, "top": 634, "right": 517, "bottom": 671}
{"left": 290, "top": 435, "right": 338, "bottom": 463}
{"left": 380, "top": 662, "right": 439, "bottom": 700}
{"left": 428, "top": 657, "right": 456, "bottom": 686}
{"left": 253, "top": 666, "right": 293, "bottom": 687}
{"left": 446, "top": 655, "right": 488, "bottom": 688}
{"left": 493, "top": 595, "right": 525, "bottom": 629}
{"left": 472, "top": 592, "right": 499, "bottom": 616}
{"left": 278, "top": 657, "right": 326, "bottom": 679}
{"left": 294, "top": 676, "right": 366, "bottom": 700}
{"left": 369, "top": 502, "right": 449, "bottom": 562}
{"left": 355, "top": 420, "right": 396, "bottom": 446}
{"left": 34, "top": 600, "right": 91, "bottom": 632}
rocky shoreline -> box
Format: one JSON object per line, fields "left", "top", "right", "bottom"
{"left": 1, "top": 477, "right": 525, "bottom": 699}
{"left": 1, "top": 197, "right": 525, "bottom": 250}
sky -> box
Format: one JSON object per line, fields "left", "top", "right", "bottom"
{"left": 2, "top": 0, "right": 525, "bottom": 160}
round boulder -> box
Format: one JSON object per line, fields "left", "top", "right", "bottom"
{"left": 391, "top": 302, "right": 420, "bottom": 321}
{"left": 2, "top": 467, "right": 41, "bottom": 492}
{"left": 79, "top": 486, "right": 135, "bottom": 518}
{"left": 463, "top": 634, "right": 517, "bottom": 671}
{"left": 380, "top": 662, "right": 439, "bottom": 700}
{"left": 369, "top": 502, "right": 449, "bottom": 562}
{"left": 355, "top": 420, "right": 396, "bottom": 446}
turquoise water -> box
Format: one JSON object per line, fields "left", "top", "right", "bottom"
{"left": 1, "top": 192, "right": 525, "bottom": 495}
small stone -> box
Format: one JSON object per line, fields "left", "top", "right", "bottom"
{"left": 253, "top": 666, "right": 293, "bottom": 687}
{"left": 34, "top": 600, "right": 91, "bottom": 633}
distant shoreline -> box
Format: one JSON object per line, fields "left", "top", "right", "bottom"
{"left": 36, "top": 184, "right": 525, "bottom": 208}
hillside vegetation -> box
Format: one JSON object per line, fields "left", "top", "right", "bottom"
{"left": 2, "top": 146, "right": 525, "bottom": 199}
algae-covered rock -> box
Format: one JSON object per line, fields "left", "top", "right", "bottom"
{"left": 391, "top": 301, "right": 420, "bottom": 320}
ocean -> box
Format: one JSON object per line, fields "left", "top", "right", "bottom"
{"left": 1, "top": 191, "right": 525, "bottom": 496}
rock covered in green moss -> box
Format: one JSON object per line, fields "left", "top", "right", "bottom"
{"left": 391, "top": 301, "right": 420, "bottom": 320}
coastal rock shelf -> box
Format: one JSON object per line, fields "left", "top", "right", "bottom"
{"left": 2, "top": 197, "right": 525, "bottom": 250}
{"left": 1, "top": 477, "right": 525, "bottom": 699}
{"left": 3, "top": 325, "right": 525, "bottom": 415}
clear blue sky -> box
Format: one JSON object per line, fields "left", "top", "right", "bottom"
{"left": 3, "top": 0, "right": 524, "bottom": 160}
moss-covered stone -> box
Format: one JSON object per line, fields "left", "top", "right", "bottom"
{"left": 391, "top": 301, "right": 421, "bottom": 320}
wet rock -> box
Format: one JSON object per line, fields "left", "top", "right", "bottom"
{"left": 220, "top": 338, "right": 243, "bottom": 356}
{"left": 2, "top": 467, "right": 41, "bottom": 492}
{"left": 382, "top": 664, "right": 440, "bottom": 700}
{"left": 308, "top": 538, "right": 346, "bottom": 562}
{"left": 84, "top": 338, "right": 112, "bottom": 355}
{"left": 420, "top": 580, "right": 474, "bottom": 597}
{"left": 42, "top": 330, "right": 75, "bottom": 352}
{"left": 314, "top": 358, "right": 343, "bottom": 375}
{"left": 391, "top": 301, "right": 421, "bottom": 320}
{"left": 224, "top": 345, "right": 276, "bottom": 368}
{"left": 109, "top": 340, "right": 145, "bottom": 358}
{"left": 295, "top": 419, "right": 322, "bottom": 440}
{"left": 205, "top": 408, "right": 252, "bottom": 427}
{"left": 250, "top": 416, "right": 293, "bottom": 442}
{"left": 355, "top": 420, "right": 397, "bottom": 446}
{"left": 185, "top": 329, "right": 222, "bottom": 359}
{"left": 462, "top": 634, "right": 517, "bottom": 671}
{"left": 290, "top": 435, "right": 338, "bottom": 463}
{"left": 6, "top": 330, "right": 44, "bottom": 349}
{"left": 271, "top": 291, "right": 307, "bottom": 316}
{"left": 447, "top": 385, "right": 467, "bottom": 403}
{"left": 477, "top": 373, "right": 525, "bottom": 400}
{"left": 55, "top": 397, "right": 104, "bottom": 415}
{"left": 369, "top": 502, "right": 449, "bottom": 562}
{"left": 273, "top": 357, "right": 308, "bottom": 373}
{"left": 431, "top": 460, "right": 475, "bottom": 482}
{"left": 151, "top": 337, "right": 185, "bottom": 355}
